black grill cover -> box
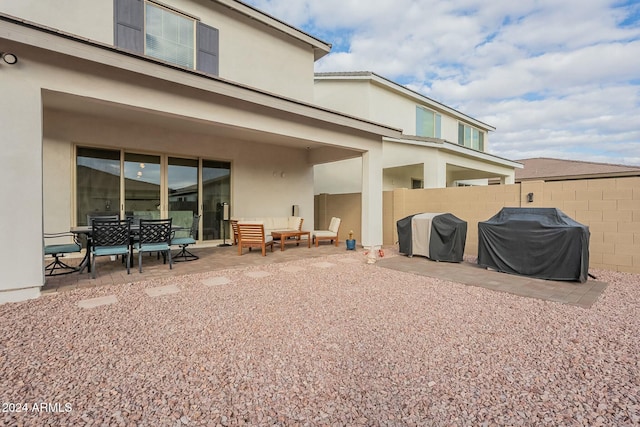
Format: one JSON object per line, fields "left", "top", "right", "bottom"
{"left": 397, "top": 213, "right": 467, "bottom": 262}
{"left": 478, "top": 208, "right": 590, "bottom": 282}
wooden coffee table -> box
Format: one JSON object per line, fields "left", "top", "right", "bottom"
{"left": 271, "top": 230, "right": 311, "bottom": 251}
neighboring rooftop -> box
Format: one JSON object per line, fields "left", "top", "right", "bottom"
{"left": 515, "top": 157, "right": 640, "bottom": 182}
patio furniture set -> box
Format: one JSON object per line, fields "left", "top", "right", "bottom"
{"left": 44, "top": 215, "right": 342, "bottom": 277}
{"left": 44, "top": 214, "right": 200, "bottom": 278}
{"left": 231, "top": 216, "right": 341, "bottom": 256}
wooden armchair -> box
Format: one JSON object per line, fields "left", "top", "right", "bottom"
{"left": 312, "top": 217, "right": 341, "bottom": 247}
{"left": 231, "top": 219, "right": 239, "bottom": 245}
{"left": 237, "top": 222, "right": 274, "bottom": 256}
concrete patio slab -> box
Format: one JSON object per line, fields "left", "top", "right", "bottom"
{"left": 280, "top": 265, "right": 305, "bottom": 273}
{"left": 202, "top": 276, "right": 232, "bottom": 287}
{"left": 77, "top": 295, "right": 118, "bottom": 309}
{"left": 376, "top": 256, "right": 608, "bottom": 308}
{"left": 144, "top": 284, "right": 181, "bottom": 298}
{"left": 244, "top": 271, "right": 271, "bottom": 278}
{"left": 311, "top": 262, "right": 336, "bottom": 268}
{"left": 338, "top": 257, "right": 362, "bottom": 263}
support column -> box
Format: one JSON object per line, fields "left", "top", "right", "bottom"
{"left": 0, "top": 73, "right": 43, "bottom": 303}
{"left": 423, "top": 153, "right": 446, "bottom": 188}
{"left": 361, "top": 145, "right": 383, "bottom": 248}
{"left": 501, "top": 172, "right": 515, "bottom": 185}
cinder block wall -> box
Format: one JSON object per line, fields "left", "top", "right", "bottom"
{"left": 316, "top": 177, "right": 639, "bottom": 272}
{"left": 388, "top": 177, "right": 640, "bottom": 274}
{"left": 314, "top": 193, "right": 362, "bottom": 243}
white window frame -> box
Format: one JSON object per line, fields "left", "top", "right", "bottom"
{"left": 416, "top": 106, "right": 442, "bottom": 139}
{"left": 144, "top": 1, "right": 196, "bottom": 69}
{"left": 458, "top": 123, "right": 484, "bottom": 151}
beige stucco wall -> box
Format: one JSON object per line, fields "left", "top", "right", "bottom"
{"left": 1, "top": 0, "right": 317, "bottom": 101}
{"left": 313, "top": 79, "right": 371, "bottom": 119}
{"left": 0, "top": 0, "right": 114, "bottom": 44}
{"left": 0, "top": 66, "right": 43, "bottom": 302}
{"left": 43, "top": 110, "right": 315, "bottom": 235}
{"left": 314, "top": 158, "right": 362, "bottom": 194}
{"left": 314, "top": 78, "right": 491, "bottom": 150}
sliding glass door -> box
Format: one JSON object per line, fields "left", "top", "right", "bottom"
{"left": 202, "top": 160, "right": 230, "bottom": 241}
{"left": 76, "top": 147, "right": 121, "bottom": 225}
{"left": 76, "top": 147, "right": 229, "bottom": 242}
{"left": 124, "top": 153, "right": 161, "bottom": 221}
{"left": 168, "top": 157, "right": 199, "bottom": 232}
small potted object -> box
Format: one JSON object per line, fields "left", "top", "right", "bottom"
{"left": 346, "top": 230, "right": 356, "bottom": 250}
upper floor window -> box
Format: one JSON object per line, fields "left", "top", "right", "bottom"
{"left": 416, "top": 106, "right": 441, "bottom": 138}
{"left": 114, "top": 0, "right": 219, "bottom": 75}
{"left": 458, "top": 123, "right": 484, "bottom": 151}
{"left": 145, "top": 2, "right": 195, "bottom": 69}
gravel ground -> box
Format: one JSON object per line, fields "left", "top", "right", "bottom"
{"left": 1, "top": 250, "right": 639, "bottom": 426}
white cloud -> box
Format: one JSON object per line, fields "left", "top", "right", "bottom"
{"left": 245, "top": 0, "right": 640, "bottom": 165}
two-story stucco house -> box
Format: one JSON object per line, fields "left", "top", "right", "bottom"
{"left": 313, "top": 72, "right": 521, "bottom": 194}
{"left": 0, "top": 0, "right": 403, "bottom": 302}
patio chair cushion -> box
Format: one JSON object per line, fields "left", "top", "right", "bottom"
{"left": 134, "top": 242, "right": 170, "bottom": 253}
{"left": 312, "top": 217, "right": 341, "bottom": 247}
{"left": 170, "top": 236, "right": 196, "bottom": 246}
{"left": 312, "top": 230, "right": 337, "bottom": 238}
{"left": 44, "top": 243, "right": 82, "bottom": 255}
{"left": 93, "top": 245, "right": 130, "bottom": 256}
{"left": 328, "top": 217, "right": 341, "bottom": 233}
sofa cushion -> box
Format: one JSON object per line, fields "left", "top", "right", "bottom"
{"left": 328, "top": 217, "right": 341, "bottom": 233}
{"left": 312, "top": 230, "right": 337, "bottom": 238}
{"left": 233, "top": 217, "right": 302, "bottom": 234}
{"left": 288, "top": 216, "right": 302, "bottom": 230}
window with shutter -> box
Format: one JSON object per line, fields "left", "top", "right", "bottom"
{"left": 114, "top": 0, "right": 144, "bottom": 53}
{"left": 113, "top": 0, "right": 219, "bottom": 76}
{"left": 197, "top": 23, "right": 219, "bottom": 75}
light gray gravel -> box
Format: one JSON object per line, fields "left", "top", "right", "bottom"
{"left": 1, "top": 251, "right": 639, "bottom": 426}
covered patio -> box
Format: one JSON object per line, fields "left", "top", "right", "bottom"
{"left": 0, "top": 16, "right": 401, "bottom": 303}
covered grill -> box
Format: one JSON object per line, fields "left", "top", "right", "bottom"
{"left": 478, "top": 207, "right": 590, "bottom": 282}
{"left": 397, "top": 213, "right": 467, "bottom": 262}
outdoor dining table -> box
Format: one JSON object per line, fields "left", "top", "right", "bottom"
{"left": 70, "top": 224, "right": 187, "bottom": 273}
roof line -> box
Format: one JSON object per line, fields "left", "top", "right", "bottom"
{"left": 516, "top": 157, "right": 640, "bottom": 170}
{"left": 214, "top": 0, "right": 331, "bottom": 60}
{"left": 383, "top": 136, "right": 522, "bottom": 168}
{"left": 315, "top": 71, "right": 496, "bottom": 131}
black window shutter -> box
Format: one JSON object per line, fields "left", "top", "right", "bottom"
{"left": 197, "top": 22, "right": 219, "bottom": 76}
{"left": 114, "top": 0, "right": 144, "bottom": 53}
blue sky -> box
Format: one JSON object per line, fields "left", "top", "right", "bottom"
{"left": 245, "top": 0, "right": 640, "bottom": 166}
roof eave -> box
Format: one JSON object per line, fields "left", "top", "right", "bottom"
{"left": 383, "top": 136, "right": 522, "bottom": 169}
{"left": 215, "top": 0, "right": 332, "bottom": 60}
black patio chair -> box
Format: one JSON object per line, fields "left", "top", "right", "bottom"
{"left": 44, "top": 232, "right": 82, "bottom": 276}
{"left": 134, "top": 218, "right": 173, "bottom": 273}
{"left": 171, "top": 214, "right": 200, "bottom": 262}
{"left": 90, "top": 219, "right": 131, "bottom": 279}
{"left": 86, "top": 213, "right": 119, "bottom": 226}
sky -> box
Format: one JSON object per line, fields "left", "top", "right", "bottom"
{"left": 245, "top": 0, "right": 640, "bottom": 166}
